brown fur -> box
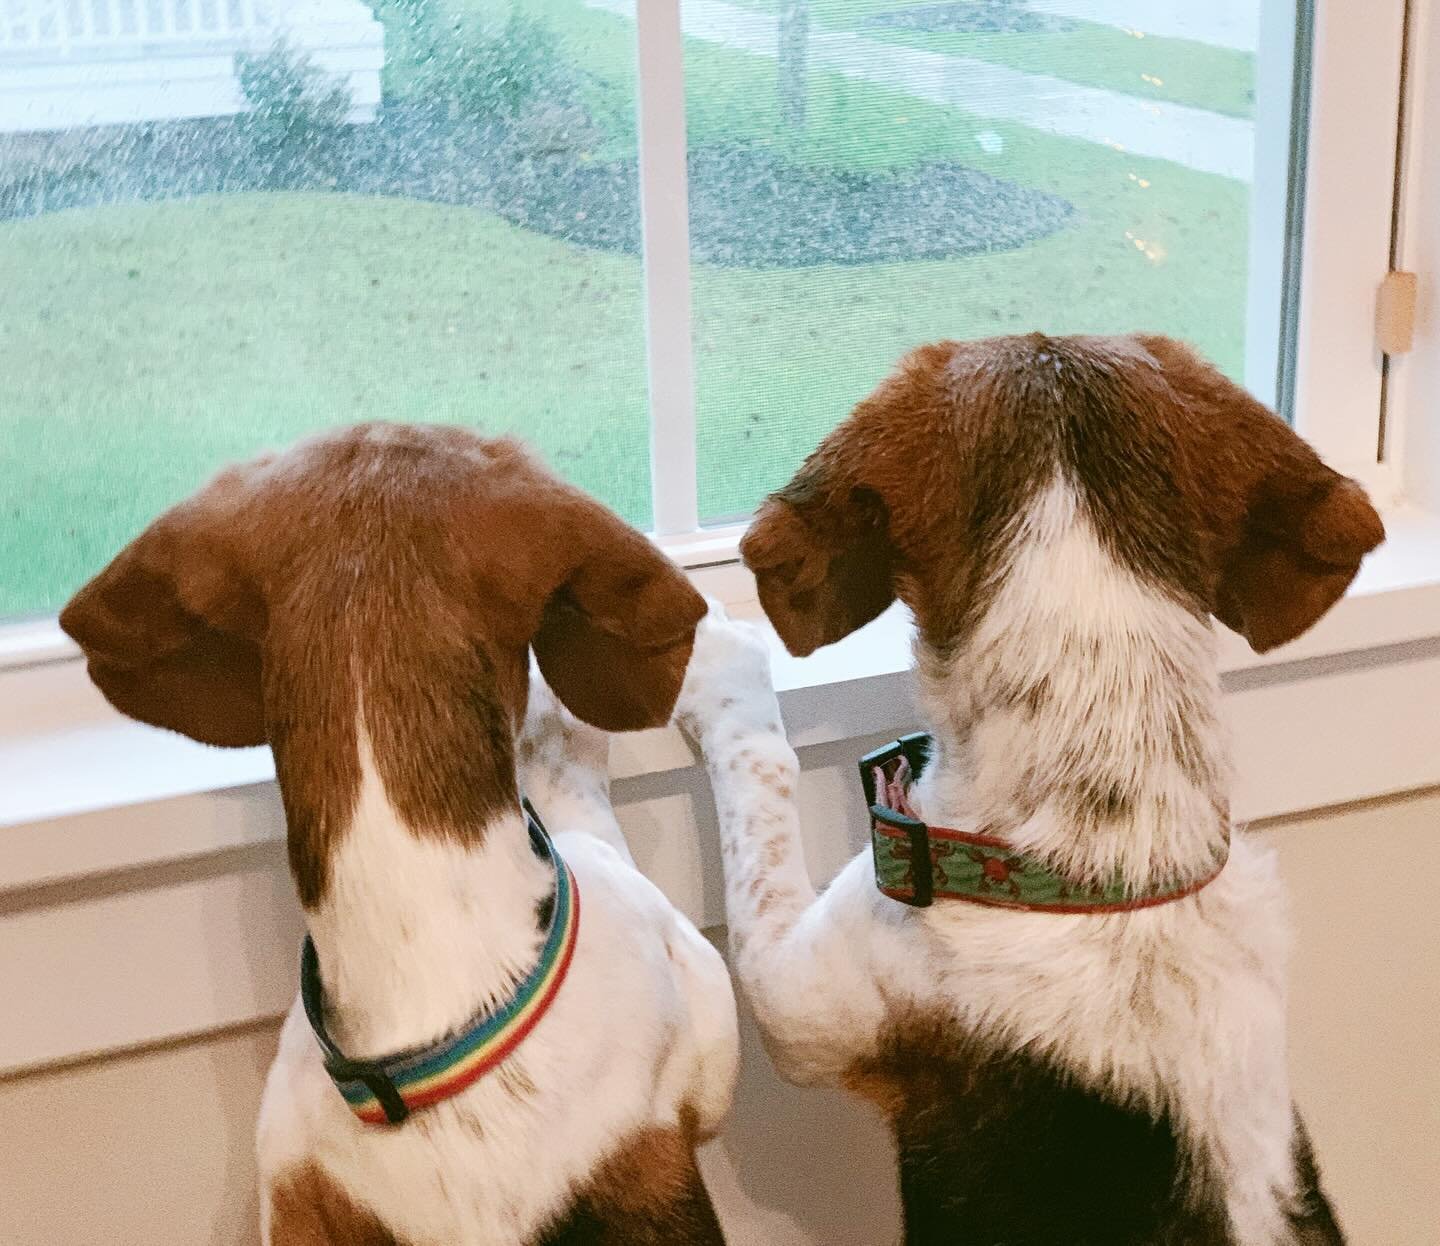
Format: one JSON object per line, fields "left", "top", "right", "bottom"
{"left": 843, "top": 1013, "right": 1245, "bottom": 1244}
{"left": 537, "top": 1117, "right": 725, "bottom": 1246}
{"left": 741, "top": 334, "right": 1383, "bottom": 658}
{"left": 60, "top": 424, "right": 706, "bottom": 906}
{"left": 265, "top": 1128, "right": 723, "bottom": 1245}
{"left": 268, "top": 1162, "right": 404, "bottom": 1245}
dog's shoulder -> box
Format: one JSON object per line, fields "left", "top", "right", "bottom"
{"left": 534, "top": 1123, "right": 725, "bottom": 1246}
{"left": 848, "top": 1012, "right": 1237, "bottom": 1246}
{"left": 267, "top": 1160, "right": 405, "bottom": 1244}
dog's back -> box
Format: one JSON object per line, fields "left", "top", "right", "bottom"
{"left": 714, "top": 335, "right": 1377, "bottom": 1244}
{"left": 874, "top": 1029, "right": 1229, "bottom": 1244}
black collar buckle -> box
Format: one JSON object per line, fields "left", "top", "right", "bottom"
{"left": 860, "top": 733, "right": 936, "bottom": 908}
{"left": 300, "top": 938, "right": 411, "bottom": 1125}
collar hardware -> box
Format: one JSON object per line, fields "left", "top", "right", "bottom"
{"left": 301, "top": 799, "right": 580, "bottom": 1126}
{"left": 860, "top": 734, "right": 1227, "bottom": 914}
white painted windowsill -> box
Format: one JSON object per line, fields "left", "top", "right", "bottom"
{"left": 2, "top": 509, "right": 1439, "bottom": 897}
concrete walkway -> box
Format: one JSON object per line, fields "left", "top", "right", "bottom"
{"left": 1029, "top": 0, "right": 1259, "bottom": 53}
{"left": 587, "top": 0, "right": 1254, "bottom": 182}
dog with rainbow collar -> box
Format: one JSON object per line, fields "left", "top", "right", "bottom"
{"left": 61, "top": 424, "right": 740, "bottom": 1245}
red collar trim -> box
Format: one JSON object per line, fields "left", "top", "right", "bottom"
{"left": 862, "top": 734, "right": 1228, "bottom": 913}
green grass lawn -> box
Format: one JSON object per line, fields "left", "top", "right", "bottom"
{"left": 0, "top": 195, "right": 651, "bottom": 615}
{"left": 0, "top": 0, "right": 1249, "bottom": 615}
{"left": 735, "top": 0, "right": 1256, "bottom": 118}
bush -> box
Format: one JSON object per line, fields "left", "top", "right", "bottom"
{"left": 368, "top": 0, "right": 441, "bottom": 96}
{"left": 499, "top": 100, "right": 603, "bottom": 159}
{"left": 236, "top": 40, "right": 353, "bottom": 182}
{"left": 419, "top": 12, "right": 580, "bottom": 123}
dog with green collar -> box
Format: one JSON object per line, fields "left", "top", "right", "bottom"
{"left": 685, "top": 335, "right": 1377, "bottom": 1245}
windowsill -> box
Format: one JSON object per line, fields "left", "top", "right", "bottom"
{"left": 3, "top": 507, "right": 1439, "bottom": 894}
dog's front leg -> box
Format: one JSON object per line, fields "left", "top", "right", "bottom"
{"left": 517, "top": 667, "right": 632, "bottom": 861}
{"left": 677, "top": 606, "right": 885, "bottom": 1084}
{"left": 675, "top": 609, "right": 811, "bottom": 966}
{"left": 522, "top": 663, "right": 740, "bottom": 1141}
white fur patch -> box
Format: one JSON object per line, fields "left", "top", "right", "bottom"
{"left": 914, "top": 479, "right": 1230, "bottom": 891}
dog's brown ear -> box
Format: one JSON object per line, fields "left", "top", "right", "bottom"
{"left": 1141, "top": 336, "right": 1385, "bottom": 653}
{"left": 59, "top": 472, "right": 267, "bottom": 747}
{"left": 1214, "top": 469, "right": 1384, "bottom": 652}
{"left": 532, "top": 507, "right": 706, "bottom": 732}
{"left": 740, "top": 451, "right": 897, "bottom": 658}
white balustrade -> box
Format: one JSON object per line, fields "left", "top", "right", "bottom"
{"left": 0, "top": 0, "right": 383, "bottom": 131}
{"left": 0, "top": 0, "right": 268, "bottom": 49}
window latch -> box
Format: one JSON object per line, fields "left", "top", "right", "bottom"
{"left": 1376, "top": 270, "right": 1418, "bottom": 355}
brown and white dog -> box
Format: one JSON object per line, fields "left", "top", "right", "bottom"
{"left": 678, "top": 335, "right": 1383, "bottom": 1244}
{"left": 60, "top": 424, "right": 740, "bottom": 1245}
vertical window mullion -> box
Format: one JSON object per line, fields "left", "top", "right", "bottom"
{"left": 635, "top": 0, "right": 700, "bottom": 537}
{"left": 1243, "top": 0, "right": 1308, "bottom": 412}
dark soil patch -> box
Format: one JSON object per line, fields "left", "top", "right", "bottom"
{"left": 865, "top": 1, "right": 1078, "bottom": 35}
{"left": 497, "top": 144, "right": 1075, "bottom": 267}
{"left": 0, "top": 102, "right": 1076, "bottom": 269}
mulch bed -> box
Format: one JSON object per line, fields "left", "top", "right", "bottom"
{"left": 0, "top": 101, "right": 1076, "bottom": 269}
{"left": 863, "top": 1, "right": 1078, "bottom": 35}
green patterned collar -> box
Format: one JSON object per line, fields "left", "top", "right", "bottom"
{"left": 861, "top": 734, "right": 1227, "bottom": 912}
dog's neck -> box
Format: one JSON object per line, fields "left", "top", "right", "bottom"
{"left": 911, "top": 481, "right": 1231, "bottom": 892}
{"left": 303, "top": 730, "right": 553, "bottom": 1060}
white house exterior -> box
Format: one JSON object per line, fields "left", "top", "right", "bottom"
{"left": 0, "top": 0, "right": 384, "bottom": 133}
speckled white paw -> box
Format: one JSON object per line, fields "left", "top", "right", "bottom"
{"left": 675, "top": 601, "right": 779, "bottom": 740}
{"left": 518, "top": 666, "right": 610, "bottom": 784}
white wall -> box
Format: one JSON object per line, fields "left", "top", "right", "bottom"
{"left": 1, "top": 775, "right": 1436, "bottom": 1245}
{"left": 1272, "top": 791, "right": 1440, "bottom": 1245}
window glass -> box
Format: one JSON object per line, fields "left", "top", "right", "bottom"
{"left": 0, "top": 0, "right": 649, "bottom": 617}
{"left": 0, "top": 0, "right": 1315, "bottom": 617}
{"left": 677, "top": 0, "right": 1293, "bottom": 521}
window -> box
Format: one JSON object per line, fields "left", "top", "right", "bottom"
{"left": 1, "top": 0, "right": 652, "bottom": 616}
{"left": 678, "top": 0, "right": 1304, "bottom": 522}
{"left": 0, "top": 0, "right": 1416, "bottom": 625}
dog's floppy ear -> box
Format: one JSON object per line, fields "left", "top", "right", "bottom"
{"left": 740, "top": 446, "right": 897, "bottom": 658}
{"left": 531, "top": 505, "right": 706, "bottom": 732}
{"left": 59, "top": 472, "right": 267, "bottom": 747}
{"left": 1214, "top": 467, "right": 1383, "bottom": 653}
{"left": 1141, "top": 336, "right": 1385, "bottom": 653}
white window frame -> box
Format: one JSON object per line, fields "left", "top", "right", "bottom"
{"left": 3, "top": 0, "right": 1439, "bottom": 856}
{"left": 1290, "top": 0, "right": 1411, "bottom": 501}
{"left": 636, "top": 0, "right": 700, "bottom": 539}
{"left": 1382, "top": 0, "right": 1440, "bottom": 510}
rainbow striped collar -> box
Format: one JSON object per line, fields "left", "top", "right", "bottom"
{"left": 300, "top": 801, "right": 580, "bottom": 1127}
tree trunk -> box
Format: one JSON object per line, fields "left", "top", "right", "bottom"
{"left": 778, "top": 1, "right": 809, "bottom": 133}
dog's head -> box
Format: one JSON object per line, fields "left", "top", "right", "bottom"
{"left": 742, "top": 335, "right": 1383, "bottom": 657}
{"left": 61, "top": 424, "right": 704, "bottom": 903}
